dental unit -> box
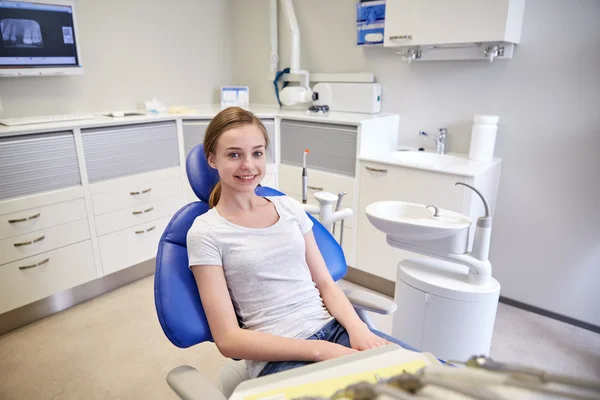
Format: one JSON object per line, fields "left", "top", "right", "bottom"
{"left": 300, "top": 149, "right": 352, "bottom": 243}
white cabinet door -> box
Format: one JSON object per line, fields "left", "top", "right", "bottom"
{"left": 356, "top": 161, "right": 468, "bottom": 281}
{"left": 384, "top": 0, "right": 517, "bottom": 47}
{"left": 98, "top": 217, "right": 170, "bottom": 276}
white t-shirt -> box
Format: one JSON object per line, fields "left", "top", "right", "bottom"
{"left": 186, "top": 195, "right": 333, "bottom": 378}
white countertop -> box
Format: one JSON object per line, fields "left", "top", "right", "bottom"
{"left": 359, "top": 151, "right": 502, "bottom": 177}
{"left": 0, "top": 103, "right": 398, "bottom": 137}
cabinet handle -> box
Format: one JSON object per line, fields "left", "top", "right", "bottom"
{"left": 130, "top": 188, "right": 152, "bottom": 195}
{"left": 135, "top": 225, "right": 156, "bottom": 234}
{"left": 365, "top": 166, "right": 388, "bottom": 173}
{"left": 307, "top": 185, "right": 324, "bottom": 191}
{"left": 19, "top": 258, "right": 50, "bottom": 270}
{"left": 390, "top": 35, "right": 413, "bottom": 40}
{"left": 14, "top": 235, "right": 46, "bottom": 248}
{"left": 8, "top": 212, "right": 41, "bottom": 224}
{"left": 132, "top": 206, "right": 154, "bottom": 215}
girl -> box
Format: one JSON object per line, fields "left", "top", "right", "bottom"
{"left": 186, "top": 107, "right": 412, "bottom": 379}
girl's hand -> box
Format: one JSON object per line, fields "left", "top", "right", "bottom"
{"left": 349, "top": 327, "right": 390, "bottom": 351}
{"left": 312, "top": 340, "right": 358, "bottom": 362}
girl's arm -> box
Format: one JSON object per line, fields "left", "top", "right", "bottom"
{"left": 191, "top": 265, "right": 356, "bottom": 362}
{"left": 303, "top": 230, "right": 390, "bottom": 350}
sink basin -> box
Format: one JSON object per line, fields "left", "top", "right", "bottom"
{"left": 391, "top": 151, "right": 470, "bottom": 167}
{"left": 366, "top": 201, "right": 472, "bottom": 254}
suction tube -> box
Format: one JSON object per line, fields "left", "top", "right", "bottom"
{"left": 455, "top": 182, "right": 492, "bottom": 262}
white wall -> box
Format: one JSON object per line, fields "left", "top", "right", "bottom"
{"left": 233, "top": 0, "right": 600, "bottom": 326}
{"left": 0, "top": 0, "right": 233, "bottom": 117}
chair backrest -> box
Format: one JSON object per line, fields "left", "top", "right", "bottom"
{"left": 154, "top": 144, "right": 347, "bottom": 348}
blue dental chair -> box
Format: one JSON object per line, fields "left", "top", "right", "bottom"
{"left": 154, "top": 145, "right": 399, "bottom": 400}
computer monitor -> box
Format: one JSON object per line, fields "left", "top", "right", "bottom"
{"left": 0, "top": 0, "right": 82, "bottom": 76}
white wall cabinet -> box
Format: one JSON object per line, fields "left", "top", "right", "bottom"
{"left": 384, "top": 0, "right": 525, "bottom": 48}
{"left": 355, "top": 160, "right": 500, "bottom": 282}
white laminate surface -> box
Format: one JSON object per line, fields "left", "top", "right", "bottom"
{"left": 0, "top": 104, "right": 396, "bottom": 137}
{"left": 359, "top": 151, "right": 502, "bottom": 177}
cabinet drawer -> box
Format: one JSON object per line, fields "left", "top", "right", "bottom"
{"left": 280, "top": 120, "right": 357, "bottom": 176}
{"left": 91, "top": 175, "right": 181, "bottom": 216}
{"left": 0, "top": 218, "right": 90, "bottom": 266}
{"left": 0, "top": 240, "right": 96, "bottom": 315}
{"left": 81, "top": 122, "right": 180, "bottom": 183}
{"left": 95, "top": 195, "right": 183, "bottom": 236}
{"left": 98, "top": 217, "right": 170, "bottom": 276}
{"left": 279, "top": 164, "right": 355, "bottom": 227}
{"left": 0, "top": 132, "right": 81, "bottom": 201}
{"left": 0, "top": 198, "right": 87, "bottom": 241}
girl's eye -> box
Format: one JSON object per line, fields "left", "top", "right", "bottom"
{"left": 253, "top": 151, "right": 264, "bottom": 157}
{"left": 228, "top": 152, "right": 240, "bottom": 158}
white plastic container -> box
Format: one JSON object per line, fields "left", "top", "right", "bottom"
{"left": 468, "top": 115, "right": 499, "bottom": 162}
{"left": 392, "top": 258, "right": 501, "bottom": 361}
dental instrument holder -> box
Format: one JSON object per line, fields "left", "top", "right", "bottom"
{"left": 301, "top": 192, "right": 353, "bottom": 247}
{"left": 332, "top": 191, "right": 346, "bottom": 234}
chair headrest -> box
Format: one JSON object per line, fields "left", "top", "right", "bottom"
{"left": 186, "top": 144, "right": 219, "bottom": 203}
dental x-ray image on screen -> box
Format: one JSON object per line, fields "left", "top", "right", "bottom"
{"left": 1, "top": 19, "right": 44, "bottom": 48}
{"left": 0, "top": 1, "right": 79, "bottom": 68}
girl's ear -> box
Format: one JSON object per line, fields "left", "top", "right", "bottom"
{"left": 207, "top": 153, "right": 217, "bottom": 169}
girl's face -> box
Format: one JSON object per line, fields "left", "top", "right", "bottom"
{"left": 208, "top": 124, "right": 267, "bottom": 194}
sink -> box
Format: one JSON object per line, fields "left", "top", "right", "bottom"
{"left": 365, "top": 201, "right": 472, "bottom": 254}
{"left": 391, "top": 151, "right": 470, "bottom": 167}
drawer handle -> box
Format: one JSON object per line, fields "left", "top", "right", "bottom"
{"left": 130, "top": 188, "right": 152, "bottom": 196}
{"left": 135, "top": 225, "right": 156, "bottom": 234}
{"left": 8, "top": 213, "right": 41, "bottom": 224}
{"left": 307, "top": 185, "right": 324, "bottom": 191}
{"left": 132, "top": 207, "right": 154, "bottom": 215}
{"left": 14, "top": 235, "right": 46, "bottom": 248}
{"left": 19, "top": 258, "right": 50, "bottom": 270}
{"left": 390, "top": 34, "right": 413, "bottom": 40}
{"left": 365, "top": 166, "right": 388, "bottom": 173}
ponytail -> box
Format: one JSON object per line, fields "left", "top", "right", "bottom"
{"left": 209, "top": 181, "right": 222, "bottom": 208}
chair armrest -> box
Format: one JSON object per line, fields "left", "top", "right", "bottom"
{"left": 343, "top": 288, "right": 397, "bottom": 315}
{"left": 167, "top": 365, "right": 227, "bottom": 400}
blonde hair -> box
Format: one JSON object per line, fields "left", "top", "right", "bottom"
{"left": 204, "top": 107, "right": 270, "bottom": 208}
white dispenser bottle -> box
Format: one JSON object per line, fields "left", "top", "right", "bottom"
{"left": 469, "top": 115, "right": 499, "bottom": 162}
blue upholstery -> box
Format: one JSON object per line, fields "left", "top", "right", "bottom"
{"left": 154, "top": 145, "right": 348, "bottom": 349}
{"left": 186, "top": 144, "right": 219, "bottom": 203}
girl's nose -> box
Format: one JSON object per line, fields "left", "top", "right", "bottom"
{"left": 240, "top": 156, "right": 253, "bottom": 170}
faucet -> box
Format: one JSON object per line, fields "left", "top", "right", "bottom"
{"left": 419, "top": 128, "right": 447, "bottom": 154}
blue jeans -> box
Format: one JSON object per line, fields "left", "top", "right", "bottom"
{"left": 257, "top": 319, "right": 419, "bottom": 377}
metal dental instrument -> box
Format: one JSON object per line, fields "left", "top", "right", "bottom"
{"left": 332, "top": 191, "right": 346, "bottom": 236}
{"left": 457, "top": 355, "right": 600, "bottom": 393}
{"left": 302, "top": 149, "right": 309, "bottom": 204}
